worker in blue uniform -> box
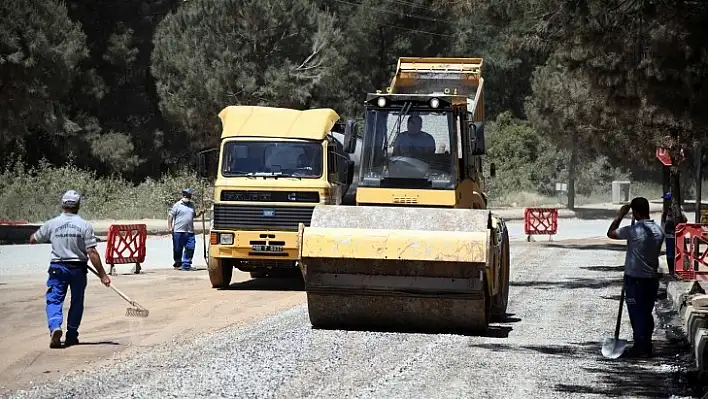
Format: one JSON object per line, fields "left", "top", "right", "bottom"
{"left": 30, "top": 190, "right": 112, "bottom": 348}
{"left": 168, "top": 188, "right": 205, "bottom": 271}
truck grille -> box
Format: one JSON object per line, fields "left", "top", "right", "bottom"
{"left": 220, "top": 190, "right": 319, "bottom": 203}
{"left": 213, "top": 204, "right": 315, "bottom": 230}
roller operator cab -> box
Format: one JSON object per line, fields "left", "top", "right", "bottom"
{"left": 297, "top": 57, "right": 510, "bottom": 334}
{"left": 356, "top": 93, "right": 491, "bottom": 208}
{"left": 198, "top": 105, "right": 358, "bottom": 288}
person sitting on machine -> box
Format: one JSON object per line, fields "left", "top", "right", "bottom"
{"left": 391, "top": 114, "right": 436, "bottom": 159}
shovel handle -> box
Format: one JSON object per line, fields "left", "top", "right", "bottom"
{"left": 614, "top": 283, "right": 625, "bottom": 339}
{"left": 613, "top": 216, "right": 634, "bottom": 339}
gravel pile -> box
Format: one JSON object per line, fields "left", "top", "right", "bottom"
{"left": 6, "top": 242, "right": 697, "bottom": 399}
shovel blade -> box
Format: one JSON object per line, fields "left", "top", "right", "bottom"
{"left": 601, "top": 337, "right": 629, "bottom": 359}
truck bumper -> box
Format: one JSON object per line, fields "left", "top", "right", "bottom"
{"left": 209, "top": 230, "right": 299, "bottom": 261}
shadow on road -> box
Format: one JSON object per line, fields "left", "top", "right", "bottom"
{"left": 313, "top": 314, "right": 521, "bottom": 338}
{"left": 541, "top": 242, "right": 628, "bottom": 252}
{"left": 469, "top": 338, "right": 700, "bottom": 397}
{"left": 510, "top": 277, "right": 623, "bottom": 290}
{"left": 580, "top": 265, "right": 625, "bottom": 273}
{"left": 224, "top": 276, "right": 305, "bottom": 291}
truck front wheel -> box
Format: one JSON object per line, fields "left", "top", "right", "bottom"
{"left": 208, "top": 256, "right": 233, "bottom": 288}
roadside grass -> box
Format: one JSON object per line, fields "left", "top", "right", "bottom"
{"left": 0, "top": 161, "right": 212, "bottom": 223}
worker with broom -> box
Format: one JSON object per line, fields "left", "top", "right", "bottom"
{"left": 30, "top": 190, "right": 112, "bottom": 349}
{"left": 607, "top": 197, "right": 665, "bottom": 358}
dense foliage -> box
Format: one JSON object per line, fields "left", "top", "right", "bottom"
{"left": 3, "top": 0, "right": 707, "bottom": 212}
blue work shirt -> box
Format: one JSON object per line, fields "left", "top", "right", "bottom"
{"left": 169, "top": 200, "right": 197, "bottom": 233}
{"left": 617, "top": 219, "right": 666, "bottom": 279}
{"left": 32, "top": 212, "right": 98, "bottom": 263}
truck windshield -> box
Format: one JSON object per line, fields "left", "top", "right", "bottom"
{"left": 221, "top": 140, "right": 323, "bottom": 178}
{"left": 359, "top": 107, "right": 456, "bottom": 190}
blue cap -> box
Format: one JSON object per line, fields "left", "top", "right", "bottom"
{"left": 182, "top": 188, "right": 193, "bottom": 195}
{"left": 61, "top": 190, "right": 81, "bottom": 207}
{"left": 663, "top": 192, "right": 672, "bottom": 200}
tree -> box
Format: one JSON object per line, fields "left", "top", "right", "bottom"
{"left": 151, "top": 0, "right": 343, "bottom": 150}
{"left": 540, "top": 0, "right": 708, "bottom": 207}
{"left": 0, "top": 0, "right": 88, "bottom": 163}
{"left": 446, "top": 0, "right": 553, "bottom": 119}
{"left": 64, "top": 0, "right": 183, "bottom": 179}
{"left": 525, "top": 55, "right": 604, "bottom": 208}
{"left": 311, "top": 0, "right": 457, "bottom": 118}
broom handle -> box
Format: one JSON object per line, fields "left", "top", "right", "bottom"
{"left": 87, "top": 265, "right": 138, "bottom": 306}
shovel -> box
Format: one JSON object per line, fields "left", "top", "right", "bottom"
{"left": 601, "top": 283, "right": 628, "bottom": 358}
{"left": 601, "top": 216, "right": 633, "bottom": 359}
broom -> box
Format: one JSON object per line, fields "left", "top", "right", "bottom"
{"left": 87, "top": 265, "right": 150, "bottom": 318}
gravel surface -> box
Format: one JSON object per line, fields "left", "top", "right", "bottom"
{"left": 4, "top": 241, "right": 698, "bottom": 399}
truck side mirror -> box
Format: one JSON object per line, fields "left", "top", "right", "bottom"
{"left": 489, "top": 162, "right": 496, "bottom": 178}
{"left": 196, "top": 148, "right": 218, "bottom": 179}
{"left": 343, "top": 120, "right": 357, "bottom": 154}
{"left": 469, "top": 122, "right": 485, "bottom": 155}
{"left": 346, "top": 160, "right": 355, "bottom": 184}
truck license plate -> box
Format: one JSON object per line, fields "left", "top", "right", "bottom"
{"left": 251, "top": 245, "right": 284, "bottom": 252}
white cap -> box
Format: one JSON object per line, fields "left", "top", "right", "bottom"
{"left": 61, "top": 190, "right": 81, "bottom": 207}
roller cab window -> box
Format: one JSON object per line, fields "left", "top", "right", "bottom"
{"left": 221, "top": 140, "right": 323, "bottom": 178}
{"left": 359, "top": 107, "right": 456, "bottom": 190}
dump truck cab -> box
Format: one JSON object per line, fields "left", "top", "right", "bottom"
{"left": 297, "top": 57, "right": 509, "bottom": 334}
{"left": 203, "top": 105, "right": 357, "bottom": 288}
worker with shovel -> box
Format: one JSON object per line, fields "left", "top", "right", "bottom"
{"left": 168, "top": 188, "right": 204, "bottom": 271}
{"left": 607, "top": 197, "right": 665, "bottom": 358}
{"left": 30, "top": 190, "right": 112, "bottom": 349}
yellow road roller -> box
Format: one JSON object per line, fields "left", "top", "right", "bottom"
{"left": 297, "top": 57, "right": 510, "bottom": 333}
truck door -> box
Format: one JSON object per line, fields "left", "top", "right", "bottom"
{"left": 327, "top": 144, "right": 344, "bottom": 204}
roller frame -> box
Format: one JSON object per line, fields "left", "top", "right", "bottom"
{"left": 297, "top": 206, "right": 510, "bottom": 334}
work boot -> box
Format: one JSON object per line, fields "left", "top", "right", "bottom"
{"left": 49, "top": 328, "right": 63, "bottom": 349}
{"left": 64, "top": 336, "right": 79, "bottom": 347}
{"left": 623, "top": 343, "right": 652, "bottom": 359}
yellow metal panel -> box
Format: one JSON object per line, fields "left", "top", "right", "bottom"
{"left": 211, "top": 230, "right": 299, "bottom": 260}
{"left": 355, "top": 187, "right": 456, "bottom": 207}
{"left": 301, "top": 227, "right": 489, "bottom": 263}
{"left": 397, "top": 57, "right": 483, "bottom": 73}
{"left": 218, "top": 105, "right": 340, "bottom": 140}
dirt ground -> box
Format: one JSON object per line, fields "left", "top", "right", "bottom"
{"left": 0, "top": 267, "right": 306, "bottom": 396}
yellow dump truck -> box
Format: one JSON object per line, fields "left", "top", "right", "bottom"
{"left": 200, "top": 105, "right": 358, "bottom": 288}
{"left": 297, "top": 57, "right": 510, "bottom": 333}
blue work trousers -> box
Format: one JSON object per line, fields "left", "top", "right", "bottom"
{"left": 624, "top": 275, "right": 660, "bottom": 351}
{"left": 172, "top": 232, "right": 196, "bottom": 269}
{"left": 46, "top": 263, "right": 88, "bottom": 338}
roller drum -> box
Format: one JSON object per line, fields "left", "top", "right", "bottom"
{"left": 299, "top": 205, "right": 494, "bottom": 333}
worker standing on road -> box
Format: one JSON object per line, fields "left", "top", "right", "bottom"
{"left": 29, "top": 190, "right": 112, "bottom": 349}
{"left": 168, "top": 188, "right": 204, "bottom": 271}
{"left": 660, "top": 192, "right": 687, "bottom": 278}
{"left": 607, "top": 197, "right": 665, "bottom": 358}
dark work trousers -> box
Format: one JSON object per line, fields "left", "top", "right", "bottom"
{"left": 624, "top": 275, "right": 660, "bottom": 351}
{"left": 665, "top": 236, "right": 675, "bottom": 275}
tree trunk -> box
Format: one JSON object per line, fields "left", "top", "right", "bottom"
{"left": 670, "top": 165, "right": 683, "bottom": 221}
{"left": 567, "top": 132, "right": 577, "bottom": 210}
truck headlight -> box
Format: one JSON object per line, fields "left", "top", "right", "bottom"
{"left": 219, "top": 233, "right": 234, "bottom": 245}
